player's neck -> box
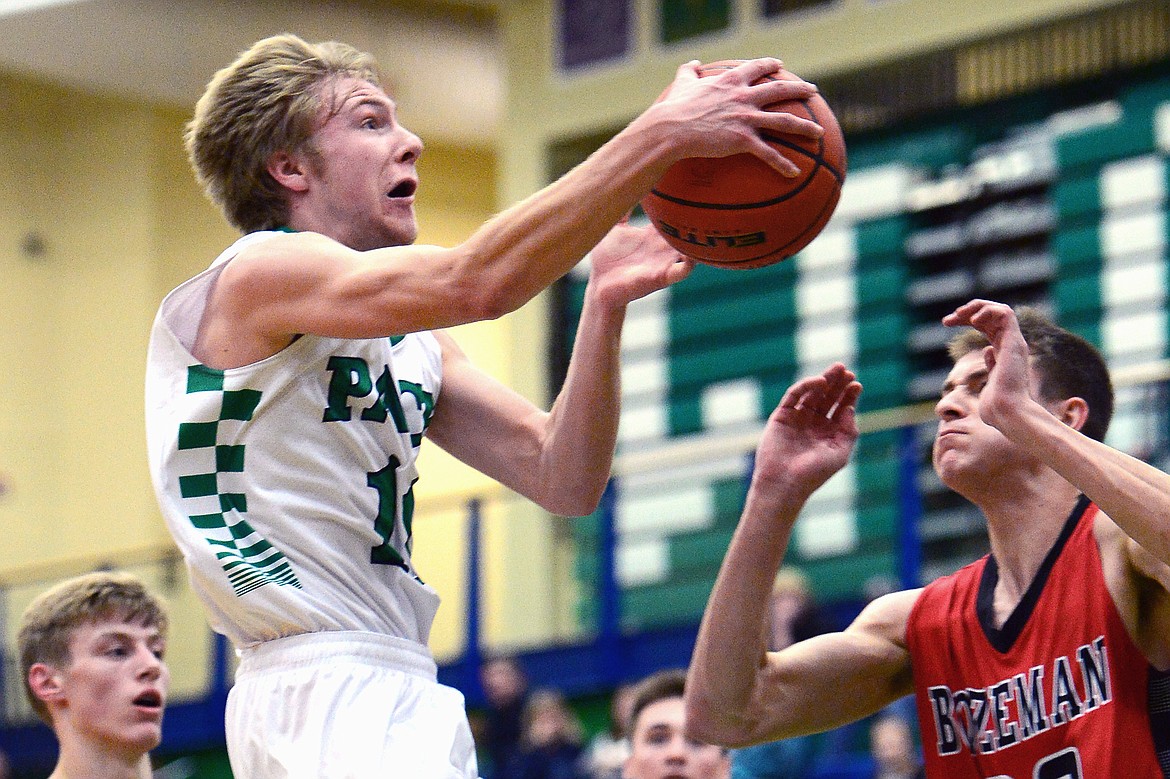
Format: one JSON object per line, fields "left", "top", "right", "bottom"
{"left": 50, "top": 734, "right": 154, "bottom": 779}
{"left": 981, "top": 477, "right": 1080, "bottom": 601}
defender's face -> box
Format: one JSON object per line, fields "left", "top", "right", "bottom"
{"left": 933, "top": 350, "right": 1049, "bottom": 492}
{"left": 54, "top": 618, "right": 169, "bottom": 754}
{"left": 933, "top": 351, "right": 1004, "bottom": 486}
{"left": 299, "top": 76, "right": 424, "bottom": 251}
{"left": 624, "top": 697, "right": 730, "bottom": 779}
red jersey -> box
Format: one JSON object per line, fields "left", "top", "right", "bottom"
{"left": 907, "top": 496, "right": 1168, "bottom": 778}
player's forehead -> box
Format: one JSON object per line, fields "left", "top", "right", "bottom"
{"left": 72, "top": 616, "right": 163, "bottom": 647}
{"left": 318, "top": 76, "right": 395, "bottom": 119}
{"left": 633, "top": 696, "right": 685, "bottom": 737}
{"left": 941, "top": 352, "right": 987, "bottom": 392}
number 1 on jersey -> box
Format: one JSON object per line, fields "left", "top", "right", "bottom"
{"left": 367, "top": 456, "right": 417, "bottom": 570}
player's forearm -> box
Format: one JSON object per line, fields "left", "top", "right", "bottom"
{"left": 687, "top": 492, "right": 800, "bottom": 745}
{"left": 1012, "top": 404, "right": 1170, "bottom": 564}
{"left": 450, "top": 116, "right": 676, "bottom": 321}
{"left": 531, "top": 289, "right": 627, "bottom": 515}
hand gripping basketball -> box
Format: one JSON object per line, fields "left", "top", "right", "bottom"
{"left": 641, "top": 61, "right": 847, "bottom": 269}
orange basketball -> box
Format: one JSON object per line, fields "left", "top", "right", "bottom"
{"left": 641, "top": 61, "right": 847, "bottom": 269}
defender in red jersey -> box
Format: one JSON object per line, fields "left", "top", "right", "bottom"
{"left": 686, "top": 300, "right": 1170, "bottom": 778}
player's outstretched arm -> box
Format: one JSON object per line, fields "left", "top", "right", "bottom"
{"left": 944, "top": 300, "right": 1170, "bottom": 568}
{"left": 689, "top": 591, "right": 918, "bottom": 746}
{"left": 426, "top": 221, "right": 692, "bottom": 515}
{"left": 209, "top": 60, "right": 822, "bottom": 356}
{"left": 686, "top": 365, "right": 904, "bottom": 744}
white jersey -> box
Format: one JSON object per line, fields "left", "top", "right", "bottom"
{"left": 145, "top": 232, "right": 443, "bottom": 649}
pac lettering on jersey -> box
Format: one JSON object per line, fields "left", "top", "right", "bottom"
{"left": 322, "top": 357, "right": 429, "bottom": 442}
{"left": 926, "top": 636, "right": 1112, "bottom": 758}
{"left": 323, "top": 356, "right": 374, "bottom": 422}
{"left": 398, "top": 380, "right": 436, "bottom": 446}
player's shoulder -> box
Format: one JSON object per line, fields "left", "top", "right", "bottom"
{"left": 1093, "top": 508, "right": 1170, "bottom": 668}
{"left": 849, "top": 588, "right": 923, "bottom": 647}
{"left": 231, "top": 229, "right": 344, "bottom": 266}
{"left": 1094, "top": 508, "right": 1170, "bottom": 593}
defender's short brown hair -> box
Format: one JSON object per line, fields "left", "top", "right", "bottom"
{"left": 947, "top": 306, "right": 1114, "bottom": 442}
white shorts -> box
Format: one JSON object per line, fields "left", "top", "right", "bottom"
{"left": 225, "top": 631, "right": 478, "bottom": 779}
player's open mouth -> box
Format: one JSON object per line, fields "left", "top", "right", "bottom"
{"left": 387, "top": 180, "right": 417, "bottom": 199}
{"left": 134, "top": 690, "right": 163, "bottom": 710}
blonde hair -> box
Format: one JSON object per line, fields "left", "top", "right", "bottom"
{"left": 18, "top": 571, "right": 168, "bottom": 723}
{"left": 185, "top": 33, "right": 383, "bottom": 233}
{"left": 521, "top": 688, "right": 584, "bottom": 747}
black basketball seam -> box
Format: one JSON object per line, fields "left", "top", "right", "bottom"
{"left": 651, "top": 61, "right": 846, "bottom": 265}
{"left": 760, "top": 132, "right": 846, "bottom": 184}
{"left": 759, "top": 100, "right": 846, "bottom": 184}
{"left": 765, "top": 173, "right": 842, "bottom": 256}
{"left": 758, "top": 131, "right": 845, "bottom": 182}
{"left": 718, "top": 171, "right": 843, "bottom": 266}
{"left": 648, "top": 169, "right": 840, "bottom": 266}
{"left": 648, "top": 160, "right": 823, "bottom": 210}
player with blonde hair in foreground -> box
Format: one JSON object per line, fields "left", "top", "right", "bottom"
{"left": 146, "top": 33, "right": 823, "bottom": 778}
{"left": 19, "top": 571, "right": 168, "bottom": 779}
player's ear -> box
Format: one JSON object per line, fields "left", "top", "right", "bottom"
{"left": 1055, "top": 396, "right": 1089, "bottom": 432}
{"left": 267, "top": 150, "right": 311, "bottom": 193}
{"left": 27, "top": 663, "right": 65, "bottom": 705}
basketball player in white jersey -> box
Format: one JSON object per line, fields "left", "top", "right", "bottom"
{"left": 145, "top": 34, "right": 823, "bottom": 777}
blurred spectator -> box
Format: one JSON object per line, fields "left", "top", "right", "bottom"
{"left": 503, "top": 688, "right": 584, "bottom": 779}
{"left": 481, "top": 656, "right": 531, "bottom": 779}
{"left": 623, "top": 668, "right": 729, "bottom": 779}
{"left": 578, "top": 682, "right": 636, "bottom": 779}
{"left": 869, "top": 715, "right": 923, "bottom": 779}
{"left": 730, "top": 568, "right": 834, "bottom": 779}
{"left": 765, "top": 567, "right": 836, "bottom": 649}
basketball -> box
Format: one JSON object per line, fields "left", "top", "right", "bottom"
{"left": 641, "top": 61, "right": 847, "bottom": 269}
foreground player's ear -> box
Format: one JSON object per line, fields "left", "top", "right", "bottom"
{"left": 27, "top": 663, "right": 66, "bottom": 705}
{"left": 1056, "top": 396, "right": 1089, "bottom": 432}
{"left": 267, "top": 150, "right": 311, "bottom": 193}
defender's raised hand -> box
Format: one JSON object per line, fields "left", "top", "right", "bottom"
{"left": 586, "top": 219, "right": 695, "bottom": 308}
{"left": 942, "top": 299, "right": 1035, "bottom": 433}
{"left": 754, "top": 363, "right": 862, "bottom": 496}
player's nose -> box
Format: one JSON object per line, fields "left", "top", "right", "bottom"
{"left": 397, "top": 127, "right": 424, "bottom": 164}
{"left": 935, "top": 387, "right": 965, "bottom": 420}
{"left": 136, "top": 646, "right": 164, "bottom": 679}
